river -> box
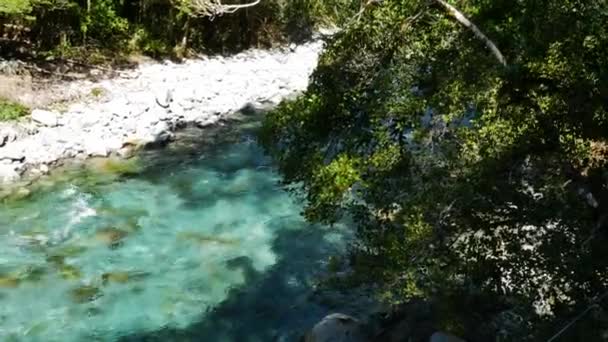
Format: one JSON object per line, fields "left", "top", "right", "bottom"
{"left": 0, "top": 116, "right": 354, "bottom": 341}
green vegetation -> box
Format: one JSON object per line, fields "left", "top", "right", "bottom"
{"left": 0, "top": 0, "right": 357, "bottom": 61}
{"left": 0, "top": 98, "right": 29, "bottom": 121}
{"left": 261, "top": 0, "right": 608, "bottom": 340}
{"left": 90, "top": 87, "right": 104, "bottom": 97}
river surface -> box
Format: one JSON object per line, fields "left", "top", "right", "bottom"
{"left": 0, "top": 117, "right": 353, "bottom": 341}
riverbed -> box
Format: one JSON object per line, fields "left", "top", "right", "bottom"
{"left": 0, "top": 117, "right": 354, "bottom": 341}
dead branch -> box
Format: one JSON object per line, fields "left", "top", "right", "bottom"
{"left": 178, "top": 0, "right": 261, "bottom": 17}
{"left": 434, "top": 0, "right": 507, "bottom": 67}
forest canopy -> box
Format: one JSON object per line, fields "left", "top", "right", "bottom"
{"left": 0, "top": 0, "right": 356, "bottom": 59}
{"left": 260, "top": 0, "right": 608, "bottom": 340}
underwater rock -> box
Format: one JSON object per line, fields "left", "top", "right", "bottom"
{"left": 55, "top": 245, "right": 88, "bottom": 257}
{"left": 304, "top": 313, "right": 369, "bottom": 342}
{"left": 102, "top": 271, "right": 130, "bottom": 284}
{"left": 95, "top": 227, "right": 129, "bottom": 247}
{"left": 88, "top": 157, "right": 142, "bottom": 177}
{"left": 70, "top": 285, "right": 102, "bottom": 303}
{"left": 86, "top": 307, "right": 103, "bottom": 316}
{"left": 17, "top": 232, "right": 49, "bottom": 249}
{"left": 59, "top": 264, "right": 82, "bottom": 280}
{"left": 101, "top": 271, "right": 130, "bottom": 285}
{"left": 177, "top": 231, "right": 239, "bottom": 246}
{"left": 0, "top": 275, "right": 20, "bottom": 288}
{"left": 46, "top": 254, "right": 66, "bottom": 266}
{"left": 18, "top": 265, "right": 48, "bottom": 282}
{"left": 25, "top": 321, "right": 49, "bottom": 337}
{"left": 102, "top": 270, "right": 150, "bottom": 285}
{"left": 10, "top": 187, "right": 31, "bottom": 200}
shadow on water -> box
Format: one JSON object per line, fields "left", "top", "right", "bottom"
{"left": 117, "top": 221, "right": 349, "bottom": 342}
{"left": 110, "top": 113, "right": 362, "bottom": 341}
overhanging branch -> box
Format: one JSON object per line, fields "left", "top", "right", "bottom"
{"left": 178, "top": 0, "right": 261, "bottom": 17}
{"left": 434, "top": 0, "right": 507, "bottom": 67}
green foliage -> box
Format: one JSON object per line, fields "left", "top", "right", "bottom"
{"left": 0, "top": 0, "right": 33, "bottom": 15}
{"left": 1, "top": 0, "right": 358, "bottom": 59}
{"left": 261, "top": 0, "right": 608, "bottom": 340}
{"left": 83, "top": 0, "right": 129, "bottom": 45}
{"left": 0, "top": 98, "right": 29, "bottom": 121}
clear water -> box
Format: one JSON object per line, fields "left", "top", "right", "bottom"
{"left": 0, "top": 117, "right": 353, "bottom": 342}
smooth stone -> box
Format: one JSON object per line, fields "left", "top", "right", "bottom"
{"left": 31, "top": 109, "right": 60, "bottom": 127}
{"left": 89, "top": 158, "right": 141, "bottom": 176}
{"left": 0, "top": 125, "right": 19, "bottom": 147}
{"left": 176, "top": 231, "right": 239, "bottom": 246}
{"left": 84, "top": 138, "right": 109, "bottom": 157}
{"left": 46, "top": 254, "right": 66, "bottom": 266}
{"left": 95, "top": 227, "right": 129, "bottom": 246}
{"left": 55, "top": 245, "right": 88, "bottom": 257}
{"left": 0, "top": 275, "right": 20, "bottom": 288}
{"left": 304, "top": 313, "right": 369, "bottom": 342}
{"left": 101, "top": 271, "right": 130, "bottom": 284}
{"left": 101, "top": 271, "right": 148, "bottom": 285}
{"left": 70, "top": 285, "right": 102, "bottom": 303}
{"left": 0, "top": 163, "right": 22, "bottom": 183}
{"left": 18, "top": 265, "right": 48, "bottom": 282}
{"left": 59, "top": 264, "right": 82, "bottom": 280}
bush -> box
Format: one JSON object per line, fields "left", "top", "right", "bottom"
{"left": 0, "top": 98, "right": 29, "bottom": 121}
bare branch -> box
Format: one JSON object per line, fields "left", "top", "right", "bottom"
{"left": 177, "top": 0, "right": 261, "bottom": 17}
{"left": 434, "top": 0, "right": 507, "bottom": 67}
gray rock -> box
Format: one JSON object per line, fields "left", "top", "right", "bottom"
{"left": 0, "top": 39, "right": 325, "bottom": 184}
{"left": 430, "top": 332, "right": 467, "bottom": 342}
{"left": 0, "top": 146, "right": 25, "bottom": 162}
{"left": 0, "top": 125, "right": 19, "bottom": 147}
{"left": 31, "top": 109, "right": 60, "bottom": 127}
{"left": 84, "top": 137, "right": 109, "bottom": 157}
{"left": 304, "top": 313, "right": 369, "bottom": 342}
{"left": 0, "top": 163, "right": 23, "bottom": 183}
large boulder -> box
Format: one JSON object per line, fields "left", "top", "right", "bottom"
{"left": 304, "top": 313, "right": 369, "bottom": 342}
{"left": 31, "top": 109, "right": 60, "bottom": 127}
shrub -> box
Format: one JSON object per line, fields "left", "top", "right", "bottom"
{"left": 0, "top": 98, "right": 29, "bottom": 121}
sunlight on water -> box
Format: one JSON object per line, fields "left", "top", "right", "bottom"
{"left": 0, "top": 119, "right": 351, "bottom": 342}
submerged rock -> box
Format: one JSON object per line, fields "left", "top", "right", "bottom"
{"left": 0, "top": 275, "right": 20, "bottom": 288}
{"left": 88, "top": 157, "right": 142, "bottom": 176}
{"left": 17, "top": 265, "right": 48, "bottom": 282}
{"left": 176, "top": 231, "right": 239, "bottom": 246}
{"left": 55, "top": 245, "right": 88, "bottom": 258}
{"left": 95, "top": 227, "right": 129, "bottom": 247}
{"left": 304, "top": 313, "right": 369, "bottom": 342}
{"left": 70, "top": 285, "right": 102, "bottom": 303}
{"left": 46, "top": 254, "right": 66, "bottom": 266}
{"left": 100, "top": 271, "right": 149, "bottom": 285}
{"left": 101, "top": 271, "right": 130, "bottom": 284}
{"left": 59, "top": 264, "right": 82, "bottom": 280}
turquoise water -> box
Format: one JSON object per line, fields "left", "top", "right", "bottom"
{"left": 0, "top": 118, "right": 352, "bottom": 341}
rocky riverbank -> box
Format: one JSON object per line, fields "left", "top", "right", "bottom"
{"left": 0, "top": 39, "right": 325, "bottom": 186}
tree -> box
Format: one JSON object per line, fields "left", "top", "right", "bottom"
{"left": 260, "top": 0, "right": 608, "bottom": 340}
